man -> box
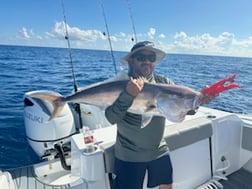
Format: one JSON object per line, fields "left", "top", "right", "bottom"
{"left": 105, "top": 41, "right": 213, "bottom": 189}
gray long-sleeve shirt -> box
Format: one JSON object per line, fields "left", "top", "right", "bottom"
{"left": 105, "top": 73, "right": 174, "bottom": 162}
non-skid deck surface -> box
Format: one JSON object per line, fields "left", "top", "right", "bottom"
{"left": 8, "top": 165, "right": 70, "bottom": 189}
{"left": 220, "top": 168, "right": 252, "bottom": 189}
{"left": 8, "top": 165, "right": 252, "bottom": 189}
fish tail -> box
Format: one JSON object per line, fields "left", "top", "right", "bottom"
{"left": 29, "top": 93, "right": 66, "bottom": 120}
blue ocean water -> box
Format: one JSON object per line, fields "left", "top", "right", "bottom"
{"left": 0, "top": 45, "right": 251, "bottom": 169}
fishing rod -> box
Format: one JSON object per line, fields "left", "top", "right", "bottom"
{"left": 60, "top": 0, "right": 83, "bottom": 129}
{"left": 125, "top": 0, "right": 137, "bottom": 43}
{"left": 100, "top": 0, "right": 117, "bottom": 74}
{"left": 60, "top": 0, "right": 78, "bottom": 92}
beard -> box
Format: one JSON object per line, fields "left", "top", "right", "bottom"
{"left": 139, "top": 63, "right": 154, "bottom": 78}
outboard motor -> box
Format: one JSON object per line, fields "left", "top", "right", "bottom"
{"left": 23, "top": 90, "right": 76, "bottom": 169}
{"left": 79, "top": 103, "right": 112, "bottom": 130}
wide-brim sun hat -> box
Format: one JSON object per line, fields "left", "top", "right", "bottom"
{"left": 120, "top": 41, "right": 166, "bottom": 66}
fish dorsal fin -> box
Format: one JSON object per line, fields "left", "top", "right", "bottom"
{"left": 105, "top": 71, "right": 129, "bottom": 82}
{"left": 141, "top": 114, "right": 153, "bottom": 128}
{"left": 78, "top": 71, "right": 129, "bottom": 91}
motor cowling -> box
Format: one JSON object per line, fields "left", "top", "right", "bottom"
{"left": 23, "top": 90, "right": 76, "bottom": 158}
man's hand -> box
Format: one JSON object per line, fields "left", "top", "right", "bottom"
{"left": 126, "top": 77, "right": 144, "bottom": 97}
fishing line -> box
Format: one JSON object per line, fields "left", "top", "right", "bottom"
{"left": 125, "top": 0, "right": 137, "bottom": 43}
{"left": 100, "top": 0, "right": 117, "bottom": 74}
{"left": 60, "top": 0, "right": 83, "bottom": 129}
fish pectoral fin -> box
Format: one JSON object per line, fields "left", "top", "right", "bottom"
{"left": 156, "top": 94, "right": 187, "bottom": 122}
{"left": 140, "top": 115, "right": 153, "bottom": 128}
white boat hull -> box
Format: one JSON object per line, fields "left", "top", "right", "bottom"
{"left": 1, "top": 106, "right": 252, "bottom": 189}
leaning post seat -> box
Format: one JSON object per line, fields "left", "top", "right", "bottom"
{"left": 164, "top": 117, "right": 213, "bottom": 189}
{"left": 164, "top": 117, "right": 213, "bottom": 151}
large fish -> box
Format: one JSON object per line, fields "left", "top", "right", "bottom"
{"left": 29, "top": 77, "right": 202, "bottom": 125}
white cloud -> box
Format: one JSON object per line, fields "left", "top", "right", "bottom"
{"left": 19, "top": 27, "right": 34, "bottom": 39}
{"left": 12, "top": 23, "right": 252, "bottom": 57}
{"left": 232, "top": 36, "right": 252, "bottom": 47}
{"left": 158, "top": 33, "right": 166, "bottom": 39}
{"left": 172, "top": 32, "right": 238, "bottom": 55}
{"left": 119, "top": 32, "right": 126, "bottom": 37}
{"left": 50, "top": 21, "right": 107, "bottom": 42}
{"left": 168, "top": 31, "right": 252, "bottom": 56}
{"left": 147, "top": 28, "right": 156, "bottom": 39}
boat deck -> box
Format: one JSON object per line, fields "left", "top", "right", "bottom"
{"left": 7, "top": 165, "right": 252, "bottom": 189}
{"left": 8, "top": 165, "right": 70, "bottom": 189}
{"left": 220, "top": 168, "right": 252, "bottom": 189}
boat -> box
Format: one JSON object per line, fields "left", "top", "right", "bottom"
{"left": 0, "top": 87, "right": 252, "bottom": 189}
{"left": 1, "top": 1, "right": 252, "bottom": 189}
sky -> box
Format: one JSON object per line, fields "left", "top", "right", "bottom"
{"left": 1, "top": 0, "right": 252, "bottom": 57}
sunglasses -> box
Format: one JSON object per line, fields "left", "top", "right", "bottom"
{"left": 133, "top": 54, "right": 156, "bottom": 62}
